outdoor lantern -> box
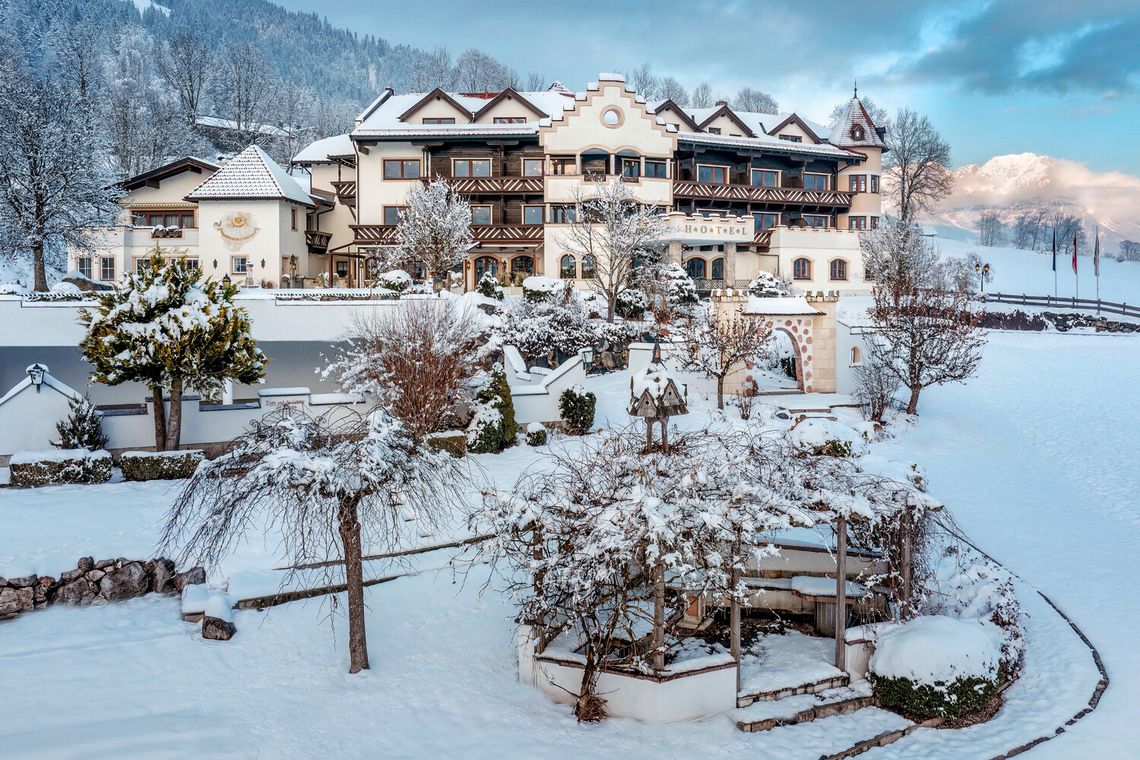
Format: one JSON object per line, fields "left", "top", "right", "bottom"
{"left": 222, "top": 273, "right": 231, "bottom": 286}
{"left": 581, "top": 347, "right": 595, "bottom": 368}
{"left": 26, "top": 363, "right": 47, "bottom": 392}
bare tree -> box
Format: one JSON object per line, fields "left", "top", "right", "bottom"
{"left": 524, "top": 71, "right": 545, "bottom": 91}
{"left": 390, "top": 178, "right": 472, "bottom": 289}
{"left": 156, "top": 33, "right": 213, "bottom": 127}
{"left": 691, "top": 82, "right": 713, "bottom": 108}
{"left": 1119, "top": 240, "right": 1140, "bottom": 262}
{"left": 861, "top": 218, "right": 986, "bottom": 414}
{"left": 455, "top": 48, "right": 513, "bottom": 92}
{"left": 1012, "top": 207, "right": 1049, "bottom": 250}
{"left": 854, "top": 346, "right": 899, "bottom": 422}
{"left": 324, "top": 300, "right": 486, "bottom": 441}
{"left": 1050, "top": 210, "right": 1085, "bottom": 253}
{"left": 883, "top": 108, "right": 953, "bottom": 222}
{"left": 677, "top": 305, "right": 772, "bottom": 409}
{"left": 212, "top": 42, "right": 279, "bottom": 148}
{"left": 977, "top": 210, "right": 1005, "bottom": 247}
{"left": 560, "top": 182, "right": 668, "bottom": 322}
{"left": 161, "top": 407, "right": 461, "bottom": 674}
{"left": 733, "top": 87, "right": 778, "bottom": 113}
{"left": 659, "top": 76, "right": 689, "bottom": 105}
{"left": 627, "top": 62, "right": 659, "bottom": 98}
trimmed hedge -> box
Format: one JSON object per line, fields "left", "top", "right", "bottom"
{"left": 120, "top": 450, "right": 204, "bottom": 481}
{"left": 525, "top": 424, "right": 548, "bottom": 446}
{"left": 427, "top": 432, "right": 467, "bottom": 457}
{"left": 559, "top": 386, "right": 596, "bottom": 435}
{"left": 9, "top": 449, "right": 112, "bottom": 487}
{"left": 869, "top": 671, "right": 1000, "bottom": 721}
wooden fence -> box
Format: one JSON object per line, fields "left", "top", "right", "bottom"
{"left": 981, "top": 292, "right": 1139, "bottom": 320}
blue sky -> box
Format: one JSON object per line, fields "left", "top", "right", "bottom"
{"left": 278, "top": 0, "right": 1140, "bottom": 173}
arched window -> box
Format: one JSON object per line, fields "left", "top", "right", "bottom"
{"left": 792, "top": 257, "right": 812, "bottom": 280}
{"left": 511, "top": 255, "right": 535, "bottom": 275}
{"left": 581, "top": 254, "right": 597, "bottom": 279}
{"left": 850, "top": 346, "right": 863, "bottom": 366}
{"left": 829, "top": 258, "right": 848, "bottom": 281}
{"left": 711, "top": 257, "right": 725, "bottom": 281}
{"left": 560, "top": 254, "right": 576, "bottom": 279}
{"left": 474, "top": 256, "right": 498, "bottom": 282}
{"left": 685, "top": 258, "right": 707, "bottom": 280}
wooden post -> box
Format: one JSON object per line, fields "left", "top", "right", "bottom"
{"left": 900, "top": 506, "right": 912, "bottom": 619}
{"left": 835, "top": 515, "right": 847, "bottom": 672}
{"left": 661, "top": 416, "right": 669, "bottom": 453}
{"left": 653, "top": 555, "right": 665, "bottom": 671}
{"left": 646, "top": 418, "right": 653, "bottom": 449}
{"left": 731, "top": 569, "right": 742, "bottom": 693}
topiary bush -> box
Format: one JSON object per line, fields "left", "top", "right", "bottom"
{"left": 559, "top": 385, "right": 596, "bottom": 435}
{"left": 869, "top": 672, "right": 999, "bottom": 721}
{"left": 748, "top": 271, "right": 790, "bottom": 298}
{"left": 9, "top": 449, "right": 112, "bottom": 487}
{"left": 120, "top": 450, "right": 204, "bottom": 481}
{"left": 664, "top": 263, "right": 698, "bottom": 305}
{"left": 522, "top": 276, "right": 562, "bottom": 303}
{"left": 376, "top": 269, "right": 413, "bottom": 293}
{"left": 467, "top": 366, "right": 517, "bottom": 454}
{"left": 427, "top": 431, "right": 467, "bottom": 457}
{"left": 525, "top": 423, "right": 548, "bottom": 446}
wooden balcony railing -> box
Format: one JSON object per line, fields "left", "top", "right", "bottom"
{"left": 438, "top": 176, "right": 544, "bottom": 194}
{"left": 305, "top": 230, "right": 332, "bottom": 253}
{"left": 754, "top": 230, "right": 773, "bottom": 249}
{"left": 151, "top": 227, "right": 183, "bottom": 239}
{"left": 352, "top": 224, "right": 544, "bottom": 246}
{"left": 330, "top": 180, "right": 356, "bottom": 207}
{"left": 673, "top": 180, "right": 854, "bottom": 208}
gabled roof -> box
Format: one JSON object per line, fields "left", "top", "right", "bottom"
{"left": 767, "top": 113, "right": 823, "bottom": 143}
{"left": 828, "top": 98, "right": 888, "bottom": 150}
{"left": 471, "top": 87, "right": 548, "bottom": 121}
{"left": 293, "top": 133, "right": 354, "bottom": 164}
{"left": 696, "top": 104, "right": 755, "bottom": 137}
{"left": 121, "top": 157, "right": 219, "bottom": 191}
{"left": 186, "top": 145, "right": 314, "bottom": 206}
{"left": 652, "top": 99, "right": 702, "bottom": 131}
{"left": 398, "top": 88, "right": 474, "bottom": 122}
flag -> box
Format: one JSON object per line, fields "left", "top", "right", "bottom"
{"left": 1051, "top": 228, "right": 1057, "bottom": 271}
{"left": 1094, "top": 227, "right": 1101, "bottom": 277}
{"left": 1072, "top": 236, "right": 1078, "bottom": 274}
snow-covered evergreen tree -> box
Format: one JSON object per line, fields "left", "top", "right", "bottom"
{"left": 52, "top": 395, "right": 109, "bottom": 451}
{"left": 748, "top": 271, "right": 790, "bottom": 298}
{"left": 664, "top": 262, "right": 699, "bottom": 305}
{"left": 78, "top": 248, "right": 266, "bottom": 450}
{"left": 390, "top": 179, "right": 472, "bottom": 290}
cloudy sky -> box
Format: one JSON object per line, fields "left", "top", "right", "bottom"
{"left": 278, "top": 0, "right": 1140, "bottom": 173}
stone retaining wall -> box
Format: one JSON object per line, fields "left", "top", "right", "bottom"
{"left": 0, "top": 556, "right": 204, "bottom": 620}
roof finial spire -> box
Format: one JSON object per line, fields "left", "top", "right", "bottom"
{"left": 853, "top": 79, "right": 858, "bottom": 99}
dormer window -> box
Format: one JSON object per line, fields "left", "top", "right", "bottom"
{"left": 493, "top": 116, "right": 526, "bottom": 124}
{"left": 850, "top": 124, "right": 865, "bottom": 141}
{"left": 423, "top": 117, "right": 456, "bottom": 125}
{"left": 707, "top": 127, "right": 721, "bottom": 135}
{"left": 779, "top": 134, "right": 802, "bottom": 143}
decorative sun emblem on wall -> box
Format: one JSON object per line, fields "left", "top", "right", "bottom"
{"left": 214, "top": 211, "right": 259, "bottom": 250}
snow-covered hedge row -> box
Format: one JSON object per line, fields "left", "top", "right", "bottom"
{"left": 272, "top": 290, "right": 400, "bottom": 302}
{"left": 120, "top": 450, "right": 204, "bottom": 481}
{"left": 9, "top": 449, "right": 112, "bottom": 486}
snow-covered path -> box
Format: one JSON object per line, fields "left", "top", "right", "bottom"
{"left": 876, "top": 330, "right": 1140, "bottom": 757}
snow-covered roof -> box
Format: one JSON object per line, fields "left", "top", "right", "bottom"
{"left": 293, "top": 133, "right": 354, "bottom": 164}
{"left": 744, "top": 295, "right": 823, "bottom": 315}
{"left": 828, "top": 98, "right": 888, "bottom": 150}
{"left": 677, "top": 131, "right": 857, "bottom": 159}
{"left": 186, "top": 146, "right": 314, "bottom": 206}
{"left": 195, "top": 115, "right": 290, "bottom": 137}
{"left": 352, "top": 89, "right": 577, "bottom": 138}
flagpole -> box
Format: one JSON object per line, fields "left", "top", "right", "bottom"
{"left": 1052, "top": 227, "right": 1057, "bottom": 298}
{"left": 1074, "top": 236, "right": 1079, "bottom": 301}
{"left": 1094, "top": 226, "right": 1101, "bottom": 313}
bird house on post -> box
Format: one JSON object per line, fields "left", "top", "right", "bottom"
{"left": 628, "top": 342, "right": 688, "bottom": 451}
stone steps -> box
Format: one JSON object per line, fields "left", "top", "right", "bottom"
{"left": 734, "top": 681, "right": 875, "bottom": 732}
{"left": 737, "top": 672, "right": 849, "bottom": 708}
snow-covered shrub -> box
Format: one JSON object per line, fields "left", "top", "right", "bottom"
{"left": 495, "top": 297, "right": 597, "bottom": 366}
{"left": 559, "top": 385, "right": 596, "bottom": 435}
{"left": 375, "top": 269, "right": 413, "bottom": 293}
{"left": 120, "top": 450, "right": 204, "bottom": 481}
{"left": 9, "top": 449, "right": 112, "bottom": 486}
{"left": 790, "top": 418, "right": 870, "bottom": 458}
{"left": 52, "top": 395, "right": 108, "bottom": 451}
{"left": 467, "top": 366, "right": 517, "bottom": 454}
{"left": 0, "top": 282, "right": 27, "bottom": 295}
{"left": 427, "top": 431, "right": 467, "bottom": 457}
{"left": 525, "top": 423, "right": 548, "bottom": 447}
{"left": 476, "top": 270, "right": 504, "bottom": 300}
{"left": 522, "top": 275, "right": 563, "bottom": 303}
{"left": 869, "top": 615, "right": 1001, "bottom": 720}
{"left": 664, "top": 263, "right": 698, "bottom": 305}
{"left": 615, "top": 288, "right": 648, "bottom": 319}
{"left": 50, "top": 281, "right": 83, "bottom": 295}
{"left": 748, "top": 271, "right": 790, "bottom": 298}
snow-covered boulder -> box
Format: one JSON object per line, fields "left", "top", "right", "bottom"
{"left": 868, "top": 615, "right": 1001, "bottom": 719}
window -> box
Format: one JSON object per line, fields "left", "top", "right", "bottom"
{"left": 685, "top": 258, "right": 707, "bottom": 279}
{"left": 621, "top": 158, "right": 640, "bottom": 179}
{"left": 560, "top": 254, "right": 576, "bottom": 279}
{"left": 848, "top": 216, "right": 868, "bottom": 231}
{"left": 779, "top": 134, "right": 803, "bottom": 143}
{"left": 850, "top": 347, "right": 863, "bottom": 366}
{"left": 551, "top": 205, "right": 576, "bottom": 224}
{"left": 131, "top": 211, "right": 195, "bottom": 228}
{"left": 870, "top": 216, "right": 880, "bottom": 230}
{"left": 581, "top": 254, "right": 597, "bottom": 279}
{"left": 99, "top": 257, "right": 115, "bottom": 281}
{"left": 707, "top": 127, "right": 721, "bottom": 135}
{"left": 474, "top": 256, "right": 498, "bottom": 282}
{"left": 550, "top": 156, "right": 576, "bottom": 175}
{"left": 711, "top": 258, "right": 725, "bottom": 281}
{"left": 803, "top": 173, "right": 829, "bottom": 191}
{"left": 753, "top": 212, "right": 780, "bottom": 230}
{"left": 644, "top": 160, "right": 667, "bottom": 179}
{"left": 184, "top": 258, "right": 200, "bottom": 270}
{"left": 77, "top": 257, "right": 92, "bottom": 279}
{"left": 850, "top": 124, "right": 865, "bottom": 141}
{"left": 383, "top": 159, "right": 421, "bottom": 179}
{"left": 600, "top": 107, "right": 623, "bottom": 127}
{"left": 383, "top": 206, "right": 405, "bottom": 225}
{"left": 470, "top": 205, "right": 492, "bottom": 225}
{"left": 511, "top": 255, "right": 534, "bottom": 276}
{"left": 290, "top": 208, "right": 297, "bottom": 230}
{"left": 134, "top": 258, "right": 149, "bottom": 275}
{"left": 698, "top": 164, "right": 729, "bottom": 184}
{"left": 792, "top": 258, "right": 812, "bottom": 280}
{"left": 422, "top": 117, "right": 455, "bottom": 125}
{"left": 751, "top": 169, "right": 779, "bottom": 187}
{"left": 829, "top": 259, "right": 848, "bottom": 281}
{"left": 493, "top": 116, "right": 526, "bottom": 124}
{"left": 335, "top": 260, "right": 350, "bottom": 277}
{"left": 522, "top": 158, "right": 544, "bottom": 176}
{"left": 232, "top": 256, "right": 248, "bottom": 274}
{"left": 523, "top": 205, "right": 544, "bottom": 225}
{"left": 454, "top": 158, "right": 491, "bottom": 177}
{"left": 848, "top": 174, "right": 867, "bottom": 193}
{"left": 870, "top": 175, "right": 880, "bottom": 194}
{"left": 803, "top": 214, "right": 830, "bottom": 228}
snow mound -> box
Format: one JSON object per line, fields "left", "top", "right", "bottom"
{"left": 870, "top": 615, "right": 999, "bottom": 685}
{"left": 50, "top": 281, "right": 83, "bottom": 295}
{"left": 790, "top": 418, "right": 869, "bottom": 456}
{"left": 521, "top": 276, "right": 561, "bottom": 293}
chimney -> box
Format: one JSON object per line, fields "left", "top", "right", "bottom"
{"left": 715, "top": 99, "right": 728, "bottom": 107}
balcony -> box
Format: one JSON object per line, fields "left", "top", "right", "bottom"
{"left": 150, "top": 227, "right": 184, "bottom": 239}
{"left": 673, "top": 180, "right": 854, "bottom": 208}
{"left": 438, "top": 176, "right": 544, "bottom": 195}
{"left": 352, "top": 224, "right": 543, "bottom": 247}
{"left": 305, "top": 230, "right": 332, "bottom": 253}
{"left": 330, "top": 180, "right": 356, "bottom": 207}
